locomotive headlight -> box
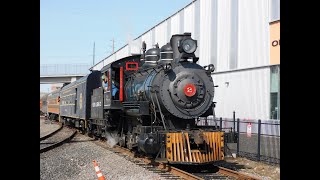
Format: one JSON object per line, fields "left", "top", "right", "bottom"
{"left": 180, "top": 39, "right": 197, "bottom": 54}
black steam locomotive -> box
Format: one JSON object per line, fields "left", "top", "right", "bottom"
{"left": 46, "top": 33, "right": 236, "bottom": 165}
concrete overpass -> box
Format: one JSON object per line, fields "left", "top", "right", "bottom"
{"left": 40, "top": 75, "right": 85, "bottom": 84}
{"left": 40, "top": 64, "right": 91, "bottom": 84}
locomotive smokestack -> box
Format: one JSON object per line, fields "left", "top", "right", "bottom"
{"left": 170, "top": 33, "right": 186, "bottom": 62}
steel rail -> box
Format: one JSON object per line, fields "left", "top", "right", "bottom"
{"left": 40, "top": 123, "right": 63, "bottom": 141}
{"left": 217, "top": 166, "right": 262, "bottom": 180}
{"left": 40, "top": 129, "right": 77, "bottom": 153}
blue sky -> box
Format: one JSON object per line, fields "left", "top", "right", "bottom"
{"left": 40, "top": 0, "right": 192, "bottom": 92}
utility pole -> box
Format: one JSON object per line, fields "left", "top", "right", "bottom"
{"left": 93, "top": 42, "right": 95, "bottom": 66}
{"left": 107, "top": 38, "right": 115, "bottom": 55}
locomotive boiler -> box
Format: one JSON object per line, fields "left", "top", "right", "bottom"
{"left": 124, "top": 33, "right": 215, "bottom": 129}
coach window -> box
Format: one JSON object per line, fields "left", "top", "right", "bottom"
{"left": 74, "top": 88, "right": 77, "bottom": 114}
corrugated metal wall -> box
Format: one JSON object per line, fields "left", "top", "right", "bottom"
{"left": 116, "top": 46, "right": 129, "bottom": 61}
{"left": 93, "top": 0, "right": 278, "bottom": 72}
{"left": 212, "top": 67, "right": 270, "bottom": 119}
{"left": 237, "top": 0, "right": 270, "bottom": 69}
{"left": 216, "top": 0, "right": 231, "bottom": 72}
{"left": 155, "top": 21, "right": 168, "bottom": 47}
{"left": 90, "top": 0, "right": 280, "bottom": 119}
{"left": 199, "top": 0, "right": 217, "bottom": 67}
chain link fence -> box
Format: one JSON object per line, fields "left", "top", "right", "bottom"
{"left": 40, "top": 64, "right": 91, "bottom": 76}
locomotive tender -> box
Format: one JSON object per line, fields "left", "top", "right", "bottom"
{"left": 44, "top": 33, "right": 236, "bottom": 165}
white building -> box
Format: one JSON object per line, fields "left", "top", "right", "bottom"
{"left": 90, "top": 0, "right": 280, "bottom": 120}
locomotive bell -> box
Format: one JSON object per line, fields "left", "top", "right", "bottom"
{"left": 159, "top": 43, "right": 173, "bottom": 64}
{"left": 145, "top": 47, "right": 160, "bottom": 62}
{"left": 143, "top": 46, "right": 160, "bottom": 68}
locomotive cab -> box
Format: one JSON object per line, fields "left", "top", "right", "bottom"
{"left": 100, "top": 66, "right": 122, "bottom": 109}
{"left": 99, "top": 55, "right": 141, "bottom": 110}
{"left": 88, "top": 55, "right": 142, "bottom": 137}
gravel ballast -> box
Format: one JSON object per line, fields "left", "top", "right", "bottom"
{"left": 40, "top": 119, "right": 60, "bottom": 138}
{"left": 40, "top": 127, "right": 75, "bottom": 150}
{"left": 40, "top": 134, "right": 165, "bottom": 180}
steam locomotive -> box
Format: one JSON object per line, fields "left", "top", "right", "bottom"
{"left": 44, "top": 33, "right": 236, "bottom": 165}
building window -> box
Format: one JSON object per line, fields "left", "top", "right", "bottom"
{"left": 270, "top": 65, "right": 280, "bottom": 119}
{"left": 270, "top": 0, "right": 280, "bottom": 22}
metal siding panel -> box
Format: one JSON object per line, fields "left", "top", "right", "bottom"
{"left": 216, "top": 0, "right": 231, "bottom": 72}
{"left": 98, "top": 63, "right": 103, "bottom": 70}
{"left": 155, "top": 21, "right": 167, "bottom": 47}
{"left": 134, "top": 37, "right": 142, "bottom": 54}
{"left": 199, "top": 0, "right": 212, "bottom": 66}
{"left": 199, "top": 0, "right": 218, "bottom": 67}
{"left": 210, "top": 0, "right": 218, "bottom": 69}
{"left": 212, "top": 68, "right": 270, "bottom": 119}
{"left": 141, "top": 31, "right": 153, "bottom": 50}
{"left": 102, "top": 55, "right": 113, "bottom": 69}
{"left": 129, "top": 37, "right": 142, "bottom": 55}
{"left": 184, "top": 3, "right": 194, "bottom": 34}
{"left": 93, "top": 62, "right": 103, "bottom": 71}
{"left": 194, "top": 0, "right": 200, "bottom": 57}
{"left": 183, "top": 3, "right": 199, "bottom": 60}
{"left": 102, "top": 58, "right": 108, "bottom": 68}
{"left": 167, "top": 18, "right": 171, "bottom": 42}
{"left": 238, "top": 0, "right": 269, "bottom": 68}
{"left": 171, "top": 13, "right": 180, "bottom": 35}
{"left": 179, "top": 9, "right": 184, "bottom": 33}
{"left": 229, "top": 0, "right": 238, "bottom": 70}
{"left": 252, "top": 70, "right": 258, "bottom": 118}
{"left": 152, "top": 29, "right": 156, "bottom": 46}
{"left": 116, "top": 46, "right": 129, "bottom": 60}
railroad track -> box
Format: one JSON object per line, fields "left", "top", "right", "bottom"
{"left": 186, "top": 165, "right": 262, "bottom": 180}
{"left": 40, "top": 123, "right": 63, "bottom": 141}
{"left": 89, "top": 137, "right": 261, "bottom": 180}
{"left": 216, "top": 166, "right": 261, "bottom": 180}
{"left": 40, "top": 126, "right": 77, "bottom": 153}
